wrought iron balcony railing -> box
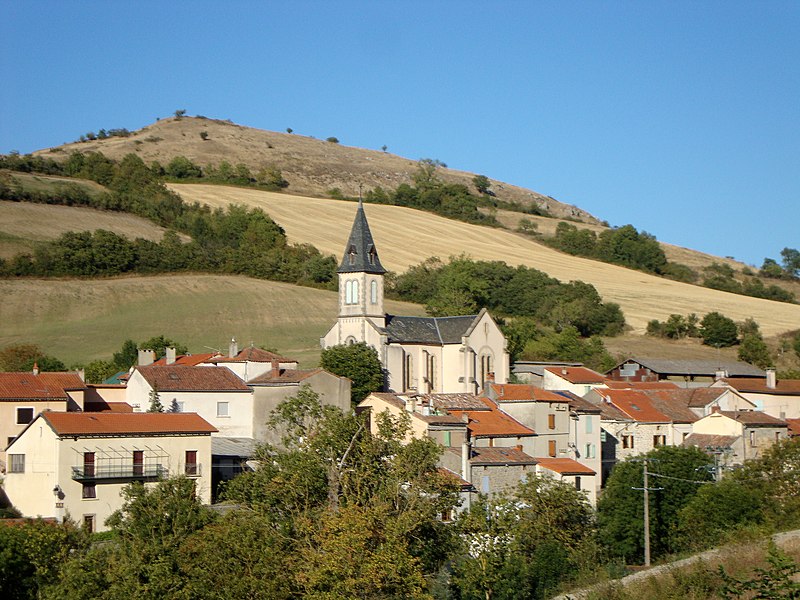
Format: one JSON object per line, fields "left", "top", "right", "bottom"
{"left": 71, "top": 464, "right": 167, "bottom": 481}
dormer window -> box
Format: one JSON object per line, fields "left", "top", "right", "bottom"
{"left": 368, "top": 245, "right": 376, "bottom": 265}
{"left": 348, "top": 245, "right": 357, "bottom": 265}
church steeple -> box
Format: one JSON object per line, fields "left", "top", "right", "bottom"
{"left": 338, "top": 199, "right": 386, "bottom": 275}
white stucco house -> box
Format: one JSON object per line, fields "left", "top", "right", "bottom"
{"left": 3, "top": 412, "right": 215, "bottom": 532}
{"left": 321, "top": 201, "right": 509, "bottom": 394}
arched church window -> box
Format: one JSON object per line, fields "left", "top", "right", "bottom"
{"left": 351, "top": 280, "right": 359, "bottom": 303}
{"left": 345, "top": 280, "right": 352, "bottom": 304}
{"left": 404, "top": 353, "right": 414, "bottom": 391}
{"left": 370, "top": 280, "right": 378, "bottom": 304}
{"left": 345, "top": 336, "right": 357, "bottom": 345}
{"left": 479, "top": 353, "right": 493, "bottom": 387}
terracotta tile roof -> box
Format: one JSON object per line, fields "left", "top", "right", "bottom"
{"left": 0, "top": 372, "right": 86, "bottom": 400}
{"left": 466, "top": 446, "right": 537, "bottom": 466}
{"left": 362, "top": 392, "right": 406, "bottom": 410}
{"left": 83, "top": 401, "right": 133, "bottom": 413}
{"left": 721, "top": 378, "right": 800, "bottom": 396}
{"left": 136, "top": 365, "right": 250, "bottom": 392}
{"left": 535, "top": 457, "right": 596, "bottom": 476}
{"left": 152, "top": 353, "right": 216, "bottom": 367}
{"left": 599, "top": 389, "right": 672, "bottom": 423}
{"left": 449, "top": 397, "right": 535, "bottom": 438}
{"left": 209, "top": 347, "right": 294, "bottom": 364}
{"left": 414, "top": 413, "right": 468, "bottom": 425}
{"left": 642, "top": 392, "right": 699, "bottom": 423}
{"left": 721, "top": 410, "right": 787, "bottom": 426}
{"left": 422, "top": 393, "right": 489, "bottom": 411}
{"left": 604, "top": 380, "right": 679, "bottom": 390}
{"left": 550, "top": 390, "right": 602, "bottom": 413}
{"left": 544, "top": 366, "right": 605, "bottom": 384}
{"left": 644, "top": 388, "right": 729, "bottom": 409}
{"left": 248, "top": 368, "right": 323, "bottom": 385}
{"left": 41, "top": 412, "right": 217, "bottom": 436}
{"left": 683, "top": 433, "right": 740, "bottom": 450}
{"left": 438, "top": 467, "right": 473, "bottom": 488}
{"left": 786, "top": 419, "right": 800, "bottom": 436}
{"left": 489, "top": 384, "right": 567, "bottom": 403}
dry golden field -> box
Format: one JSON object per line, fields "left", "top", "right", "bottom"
{"left": 0, "top": 274, "right": 425, "bottom": 367}
{"left": 0, "top": 200, "right": 180, "bottom": 258}
{"left": 169, "top": 183, "right": 800, "bottom": 338}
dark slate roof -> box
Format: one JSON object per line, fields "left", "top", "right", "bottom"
{"left": 609, "top": 357, "right": 766, "bottom": 378}
{"left": 384, "top": 314, "right": 478, "bottom": 344}
{"left": 337, "top": 200, "right": 386, "bottom": 274}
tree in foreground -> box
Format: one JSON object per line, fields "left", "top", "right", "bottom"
{"left": 320, "top": 341, "right": 384, "bottom": 404}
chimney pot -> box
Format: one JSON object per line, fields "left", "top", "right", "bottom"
{"left": 766, "top": 368, "right": 777, "bottom": 389}
{"left": 32, "top": 362, "right": 39, "bottom": 376}
{"left": 561, "top": 367, "right": 568, "bottom": 375}
{"left": 271, "top": 358, "right": 280, "bottom": 378}
{"left": 137, "top": 349, "right": 155, "bottom": 366}
{"left": 229, "top": 337, "right": 238, "bottom": 358}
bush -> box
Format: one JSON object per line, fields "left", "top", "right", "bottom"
{"left": 700, "top": 312, "right": 739, "bottom": 347}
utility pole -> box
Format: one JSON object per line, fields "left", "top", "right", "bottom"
{"left": 643, "top": 457, "right": 651, "bottom": 567}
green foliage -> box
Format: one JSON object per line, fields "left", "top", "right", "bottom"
{"left": 0, "top": 343, "right": 65, "bottom": 372}
{"left": 165, "top": 155, "right": 202, "bottom": 179}
{"left": 781, "top": 247, "right": 800, "bottom": 278}
{"left": 112, "top": 339, "right": 139, "bottom": 370}
{"left": 516, "top": 217, "right": 539, "bottom": 236}
{"left": 719, "top": 541, "right": 800, "bottom": 598}
{"left": 450, "top": 476, "right": 595, "bottom": 599}
{"left": 738, "top": 332, "right": 773, "bottom": 369}
{"left": 390, "top": 256, "right": 626, "bottom": 338}
{"left": 326, "top": 136, "right": 340, "bottom": 143}
{"left": 472, "top": 174, "right": 492, "bottom": 195}
{"left": 700, "top": 311, "right": 739, "bottom": 347}
{"left": 139, "top": 335, "right": 188, "bottom": 359}
{"left": 83, "top": 359, "right": 119, "bottom": 383}
{"left": 660, "top": 262, "right": 698, "bottom": 283}
{"left": 147, "top": 386, "right": 163, "bottom": 412}
{"left": 597, "top": 446, "right": 713, "bottom": 563}
{"left": 761, "top": 257, "right": 785, "bottom": 278}
{"left": 0, "top": 519, "right": 89, "bottom": 600}
{"left": 646, "top": 313, "right": 699, "bottom": 339}
{"left": 174, "top": 109, "right": 187, "bottom": 119}
{"left": 199, "top": 130, "right": 208, "bottom": 140}
{"left": 320, "top": 341, "right": 384, "bottom": 404}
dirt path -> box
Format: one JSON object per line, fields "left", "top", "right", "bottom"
{"left": 551, "top": 529, "right": 800, "bottom": 600}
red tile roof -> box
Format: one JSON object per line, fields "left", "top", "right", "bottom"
{"left": 535, "top": 457, "right": 595, "bottom": 476}
{"left": 489, "top": 384, "right": 567, "bottom": 403}
{"left": 786, "top": 419, "right": 800, "bottom": 437}
{"left": 644, "top": 388, "right": 730, "bottom": 409}
{"left": 209, "top": 347, "right": 295, "bottom": 364}
{"left": 249, "top": 368, "right": 324, "bottom": 385}
{"left": 452, "top": 446, "right": 537, "bottom": 466}
{"left": 449, "top": 397, "right": 535, "bottom": 438}
{"left": 544, "top": 366, "right": 605, "bottom": 384}
{"left": 152, "top": 353, "right": 217, "bottom": 367}
{"left": 0, "top": 372, "right": 86, "bottom": 400}
{"left": 136, "top": 365, "right": 250, "bottom": 392}
{"left": 721, "top": 378, "right": 800, "bottom": 395}
{"left": 599, "top": 389, "right": 672, "bottom": 423}
{"left": 42, "top": 412, "right": 217, "bottom": 436}
{"left": 422, "top": 393, "right": 489, "bottom": 411}
{"left": 720, "top": 410, "right": 787, "bottom": 426}
{"left": 83, "top": 400, "right": 134, "bottom": 413}
{"left": 604, "top": 380, "right": 679, "bottom": 390}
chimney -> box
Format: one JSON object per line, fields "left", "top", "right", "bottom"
{"left": 711, "top": 404, "right": 721, "bottom": 414}
{"left": 77, "top": 368, "right": 85, "bottom": 382}
{"left": 561, "top": 367, "right": 568, "bottom": 375}
{"left": 714, "top": 368, "right": 728, "bottom": 381}
{"left": 405, "top": 396, "right": 417, "bottom": 413}
{"left": 32, "top": 362, "right": 39, "bottom": 376}
{"left": 486, "top": 371, "right": 495, "bottom": 384}
{"left": 138, "top": 349, "right": 155, "bottom": 366}
{"left": 229, "top": 337, "right": 238, "bottom": 358}
{"left": 165, "top": 347, "right": 177, "bottom": 365}
{"left": 271, "top": 358, "right": 280, "bottom": 379}
{"left": 766, "top": 368, "right": 777, "bottom": 389}
{"left": 515, "top": 444, "right": 523, "bottom": 451}
{"left": 461, "top": 438, "right": 471, "bottom": 482}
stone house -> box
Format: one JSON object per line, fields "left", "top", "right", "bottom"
{"left": 3, "top": 412, "right": 215, "bottom": 532}
{"left": 321, "top": 201, "right": 509, "bottom": 394}
{"left": 686, "top": 408, "right": 789, "bottom": 465}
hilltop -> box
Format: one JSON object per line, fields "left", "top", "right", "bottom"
{"left": 33, "top": 116, "right": 597, "bottom": 223}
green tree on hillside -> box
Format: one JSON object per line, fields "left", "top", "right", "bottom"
{"left": 700, "top": 312, "right": 739, "bottom": 347}
{"left": 320, "top": 342, "right": 384, "bottom": 404}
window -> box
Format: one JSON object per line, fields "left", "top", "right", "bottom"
{"left": 370, "top": 280, "right": 378, "bottom": 304}
{"left": 750, "top": 430, "right": 756, "bottom": 447}
{"left": 653, "top": 435, "right": 666, "bottom": 447}
{"left": 404, "top": 353, "right": 414, "bottom": 391}
{"left": 217, "top": 402, "right": 229, "bottom": 417}
{"left": 185, "top": 450, "right": 198, "bottom": 476}
{"left": 481, "top": 476, "right": 490, "bottom": 494}
{"left": 82, "top": 515, "right": 95, "bottom": 532}
{"left": 600, "top": 430, "right": 607, "bottom": 443}
{"left": 133, "top": 450, "right": 144, "bottom": 476}
{"left": 585, "top": 417, "right": 593, "bottom": 434}
{"left": 82, "top": 484, "right": 96, "bottom": 499}
{"left": 548, "top": 414, "right": 556, "bottom": 430}
{"left": 344, "top": 280, "right": 359, "bottom": 305}
{"left": 776, "top": 431, "right": 781, "bottom": 442}
{"left": 622, "top": 435, "right": 634, "bottom": 449}
{"left": 575, "top": 476, "right": 582, "bottom": 491}
{"left": 585, "top": 443, "right": 595, "bottom": 459}
{"left": 16, "top": 407, "right": 34, "bottom": 425}
{"left": 479, "top": 354, "right": 493, "bottom": 387}
{"left": 443, "top": 431, "right": 451, "bottom": 447}
{"left": 7, "top": 436, "right": 16, "bottom": 447}
{"left": 83, "top": 452, "right": 95, "bottom": 478}
{"left": 548, "top": 440, "right": 557, "bottom": 457}
{"left": 9, "top": 454, "right": 24, "bottom": 473}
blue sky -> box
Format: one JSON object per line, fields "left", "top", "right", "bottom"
{"left": 2, "top": 1, "right": 798, "bottom": 267}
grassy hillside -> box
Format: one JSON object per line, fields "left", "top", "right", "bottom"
{"left": 168, "top": 183, "right": 800, "bottom": 338}
{"left": 0, "top": 274, "right": 425, "bottom": 368}
{"left": 33, "top": 116, "right": 597, "bottom": 223}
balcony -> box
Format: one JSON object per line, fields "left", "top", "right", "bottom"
{"left": 71, "top": 464, "right": 167, "bottom": 481}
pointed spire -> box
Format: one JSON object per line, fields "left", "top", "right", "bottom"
{"left": 338, "top": 201, "right": 386, "bottom": 274}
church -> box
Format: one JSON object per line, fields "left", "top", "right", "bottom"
{"left": 321, "top": 201, "right": 509, "bottom": 394}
